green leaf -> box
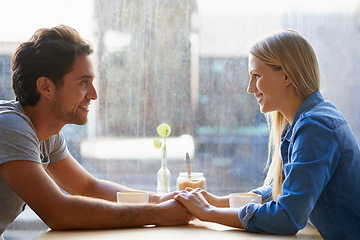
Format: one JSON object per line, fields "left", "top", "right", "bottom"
{"left": 153, "top": 137, "right": 162, "bottom": 149}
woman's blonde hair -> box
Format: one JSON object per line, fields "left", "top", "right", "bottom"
{"left": 250, "top": 29, "right": 320, "bottom": 201}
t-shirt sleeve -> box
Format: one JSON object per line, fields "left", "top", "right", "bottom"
{"left": 0, "top": 112, "right": 41, "bottom": 165}
{"left": 46, "top": 132, "right": 70, "bottom": 163}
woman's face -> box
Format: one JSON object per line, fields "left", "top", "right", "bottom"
{"left": 247, "top": 55, "right": 289, "bottom": 113}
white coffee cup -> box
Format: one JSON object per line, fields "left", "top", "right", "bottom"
{"left": 117, "top": 191, "right": 150, "bottom": 204}
{"left": 229, "top": 192, "right": 262, "bottom": 208}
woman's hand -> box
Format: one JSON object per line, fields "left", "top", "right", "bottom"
{"left": 184, "top": 188, "right": 230, "bottom": 207}
{"left": 149, "top": 191, "right": 184, "bottom": 203}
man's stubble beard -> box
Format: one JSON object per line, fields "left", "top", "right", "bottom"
{"left": 50, "top": 94, "right": 88, "bottom": 126}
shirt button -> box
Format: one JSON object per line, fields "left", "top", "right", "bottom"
{"left": 285, "top": 152, "right": 288, "bottom": 156}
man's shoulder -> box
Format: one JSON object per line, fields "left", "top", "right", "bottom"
{"left": 0, "top": 101, "right": 34, "bottom": 135}
{"left": 0, "top": 100, "right": 30, "bottom": 124}
{"left": 0, "top": 100, "right": 18, "bottom": 110}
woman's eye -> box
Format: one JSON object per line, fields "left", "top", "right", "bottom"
{"left": 251, "top": 74, "right": 260, "bottom": 80}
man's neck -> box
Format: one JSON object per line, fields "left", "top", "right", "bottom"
{"left": 22, "top": 103, "right": 64, "bottom": 142}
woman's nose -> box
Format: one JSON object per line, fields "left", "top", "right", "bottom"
{"left": 247, "top": 79, "right": 256, "bottom": 94}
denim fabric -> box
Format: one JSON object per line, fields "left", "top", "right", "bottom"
{"left": 251, "top": 185, "right": 272, "bottom": 202}
{"left": 239, "top": 91, "right": 360, "bottom": 240}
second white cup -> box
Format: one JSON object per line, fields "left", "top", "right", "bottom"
{"left": 229, "top": 192, "right": 262, "bottom": 208}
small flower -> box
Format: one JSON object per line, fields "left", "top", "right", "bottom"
{"left": 157, "top": 123, "right": 171, "bottom": 138}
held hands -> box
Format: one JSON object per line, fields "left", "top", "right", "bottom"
{"left": 149, "top": 187, "right": 229, "bottom": 225}
{"left": 154, "top": 199, "right": 193, "bottom": 226}
{"left": 148, "top": 191, "right": 194, "bottom": 226}
{"left": 174, "top": 188, "right": 243, "bottom": 228}
{"left": 145, "top": 192, "right": 193, "bottom": 226}
{"left": 149, "top": 188, "right": 237, "bottom": 227}
{"left": 174, "top": 188, "right": 214, "bottom": 221}
{"left": 174, "top": 188, "right": 230, "bottom": 222}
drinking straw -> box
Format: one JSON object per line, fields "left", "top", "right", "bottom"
{"left": 186, "top": 152, "right": 191, "bottom": 179}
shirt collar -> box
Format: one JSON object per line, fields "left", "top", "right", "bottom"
{"left": 282, "top": 91, "right": 324, "bottom": 141}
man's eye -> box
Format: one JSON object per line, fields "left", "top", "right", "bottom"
{"left": 81, "top": 80, "right": 88, "bottom": 85}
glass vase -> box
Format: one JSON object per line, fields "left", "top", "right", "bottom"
{"left": 157, "top": 145, "right": 170, "bottom": 194}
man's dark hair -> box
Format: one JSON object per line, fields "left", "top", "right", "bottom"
{"left": 12, "top": 25, "right": 93, "bottom": 106}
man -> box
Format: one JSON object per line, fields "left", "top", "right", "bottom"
{"left": 0, "top": 25, "right": 190, "bottom": 237}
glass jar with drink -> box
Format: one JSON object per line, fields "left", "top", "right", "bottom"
{"left": 176, "top": 172, "right": 206, "bottom": 191}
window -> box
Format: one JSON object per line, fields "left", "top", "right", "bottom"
{"left": 0, "top": 55, "right": 13, "bottom": 100}
{"left": 1, "top": 0, "right": 359, "bottom": 195}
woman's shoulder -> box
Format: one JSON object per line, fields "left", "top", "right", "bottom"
{"left": 298, "top": 100, "right": 347, "bottom": 130}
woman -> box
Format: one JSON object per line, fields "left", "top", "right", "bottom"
{"left": 175, "top": 30, "right": 360, "bottom": 240}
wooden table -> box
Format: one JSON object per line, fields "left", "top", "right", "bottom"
{"left": 37, "top": 219, "right": 323, "bottom": 240}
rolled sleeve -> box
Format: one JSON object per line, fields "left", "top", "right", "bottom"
{"left": 239, "top": 185, "right": 272, "bottom": 229}
{"left": 238, "top": 203, "right": 262, "bottom": 229}
{"left": 251, "top": 185, "right": 273, "bottom": 202}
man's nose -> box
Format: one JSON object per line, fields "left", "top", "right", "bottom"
{"left": 87, "top": 83, "right": 97, "bottom": 100}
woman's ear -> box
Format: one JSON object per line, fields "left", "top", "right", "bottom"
{"left": 36, "top": 77, "right": 55, "bottom": 99}
{"left": 284, "top": 74, "right": 292, "bottom": 86}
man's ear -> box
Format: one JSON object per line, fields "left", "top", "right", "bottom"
{"left": 36, "top": 77, "right": 55, "bottom": 99}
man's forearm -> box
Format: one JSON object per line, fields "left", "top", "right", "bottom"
{"left": 82, "top": 179, "right": 135, "bottom": 202}
{"left": 43, "top": 194, "right": 190, "bottom": 230}
{"left": 82, "top": 179, "right": 172, "bottom": 204}
{"left": 44, "top": 194, "right": 157, "bottom": 230}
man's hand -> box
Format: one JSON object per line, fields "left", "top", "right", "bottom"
{"left": 152, "top": 199, "right": 192, "bottom": 226}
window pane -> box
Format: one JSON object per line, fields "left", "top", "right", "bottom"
{"left": 1, "top": 0, "right": 359, "bottom": 196}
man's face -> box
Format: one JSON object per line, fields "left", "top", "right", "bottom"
{"left": 51, "top": 55, "right": 97, "bottom": 125}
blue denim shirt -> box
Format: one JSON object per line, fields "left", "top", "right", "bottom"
{"left": 239, "top": 91, "right": 360, "bottom": 240}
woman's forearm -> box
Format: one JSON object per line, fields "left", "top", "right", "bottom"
{"left": 202, "top": 207, "right": 243, "bottom": 228}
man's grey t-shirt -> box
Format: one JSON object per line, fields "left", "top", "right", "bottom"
{"left": 0, "top": 100, "right": 70, "bottom": 234}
